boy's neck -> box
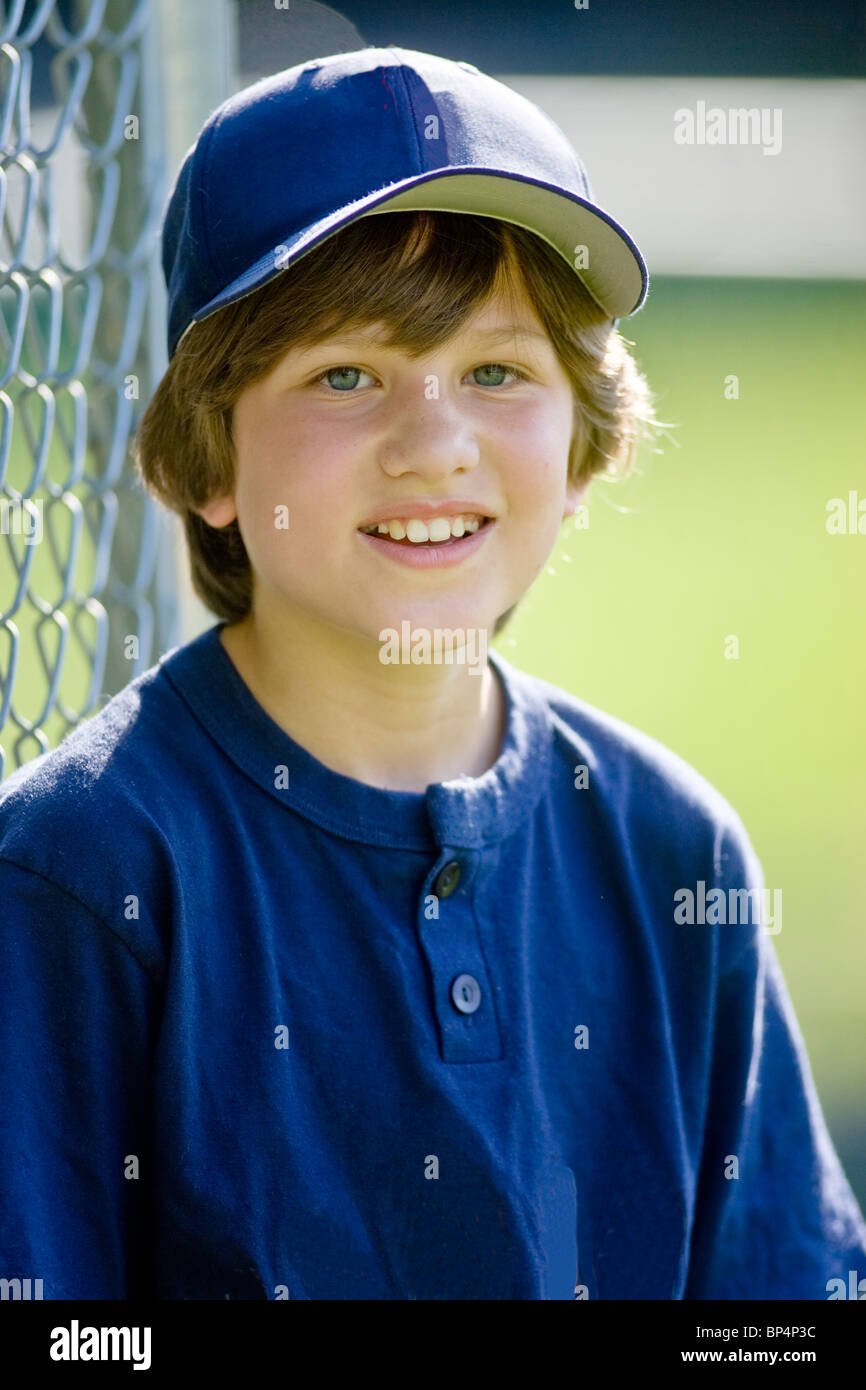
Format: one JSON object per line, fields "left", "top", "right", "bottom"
{"left": 218, "top": 614, "right": 506, "bottom": 794}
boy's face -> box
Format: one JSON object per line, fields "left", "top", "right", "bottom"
{"left": 197, "top": 268, "right": 586, "bottom": 646}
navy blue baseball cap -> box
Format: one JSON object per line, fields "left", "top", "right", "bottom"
{"left": 161, "top": 45, "right": 649, "bottom": 361}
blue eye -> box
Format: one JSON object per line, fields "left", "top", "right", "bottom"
{"left": 317, "top": 366, "right": 370, "bottom": 391}
{"left": 473, "top": 363, "right": 525, "bottom": 387}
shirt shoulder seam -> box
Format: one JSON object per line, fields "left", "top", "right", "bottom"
{"left": 0, "top": 854, "right": 161, "bottom": 982}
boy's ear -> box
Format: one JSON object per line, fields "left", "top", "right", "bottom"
{"left": 195, "top": 494, "right": 238, "bottom": 528}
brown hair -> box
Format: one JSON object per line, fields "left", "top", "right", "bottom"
{"left": 132, "top": 209, "right": 668, "bottom": 636}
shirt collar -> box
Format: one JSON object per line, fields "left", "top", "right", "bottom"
{"left": 159, "top": 622, "right": 553, "bottom": 851}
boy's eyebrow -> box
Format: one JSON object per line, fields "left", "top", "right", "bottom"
{"left": 294, "top": 324, "right": 552, "bottom": 355}
{"left": 469, "top": 326, "right": 552, "bottom": 345}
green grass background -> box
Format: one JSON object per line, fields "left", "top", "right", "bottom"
{"left": 495, "top": 275, "right": 866, "bottom": 1209}
{"left": 3, "top": 273, "right": 865, "bottom": 1211}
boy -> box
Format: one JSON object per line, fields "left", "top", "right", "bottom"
{"left": 1, "top": 46, "right": 864, "bottom": 1300}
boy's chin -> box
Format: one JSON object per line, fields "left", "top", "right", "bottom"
{"left": 351, "top": 607, "right": 498, "bottom": 655}
{"left": 364, "top": 604, "right": 498, "bottom": 633}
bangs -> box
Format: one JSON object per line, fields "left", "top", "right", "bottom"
{"left": 192, "top": 211, "right": 539, "bottom": 396}
{"left": 279, "top": 210, "right": 528, "bottom": 357}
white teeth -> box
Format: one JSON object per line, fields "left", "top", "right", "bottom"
{"left": 363, "top": 514, "right": 487, "bottom": 543}
{"left": 408, "top": 518, "right": 445, "bottom": 543}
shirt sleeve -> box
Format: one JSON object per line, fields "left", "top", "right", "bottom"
{"left": 683, "top": 825, "right": 866, "bottom": 1299}
{"left": 0, "top": 858, "right": 157, "bottom": 1299}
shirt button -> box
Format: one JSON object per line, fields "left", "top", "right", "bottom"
{"left": 433, "top": 860, "right": 461, "bottom": 897}
{"left": 451, "top": 973, "right": 481, "bottom": 1014}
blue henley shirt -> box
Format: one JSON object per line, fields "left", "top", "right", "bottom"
{"left": 1, "top": 621, "right": 864, "bottom": 1300}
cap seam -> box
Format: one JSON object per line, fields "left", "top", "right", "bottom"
{"left": 389, "top": 56, "right": 426, "bottom": 173}
{"left": 195, "top": 112, "right": 230, "bottom": 306}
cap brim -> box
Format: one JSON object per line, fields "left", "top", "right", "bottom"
{"left": 176, "top": 168, "right": 648, "bottom": 354}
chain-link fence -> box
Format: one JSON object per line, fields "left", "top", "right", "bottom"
{"left": 0, "top": 0, "right": 232, "bottom": 780}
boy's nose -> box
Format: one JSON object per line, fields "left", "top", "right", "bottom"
{"left": 378, "top": 396, "right": 480, "bottom": 477}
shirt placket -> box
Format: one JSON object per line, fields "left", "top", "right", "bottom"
{"left": 416, "top": 846, "right": 504, "bottom": 1063}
